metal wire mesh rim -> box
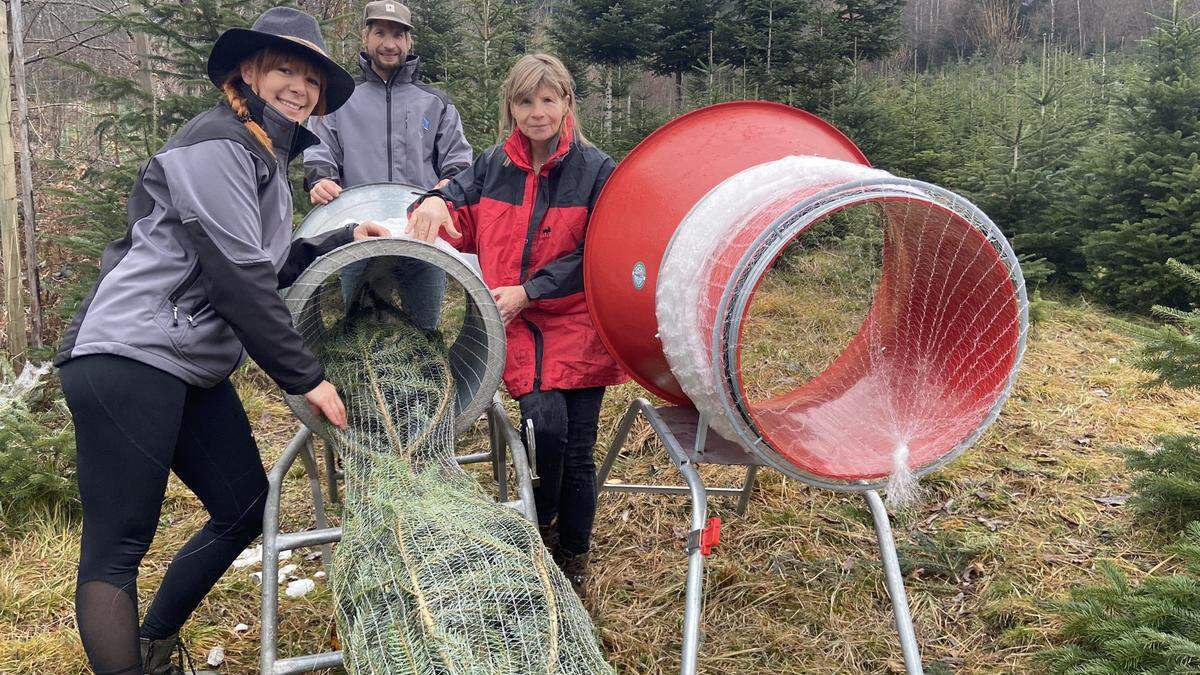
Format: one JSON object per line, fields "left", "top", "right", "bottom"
{"left": 282, "top": 237, "right": 506, "bottom": 438}
{"left": 711, "top": 176, "right": 1030, "bottom": 492}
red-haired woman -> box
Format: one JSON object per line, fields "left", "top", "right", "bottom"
{"left": 54, "top": 8, "right": 387, "bottom": 673}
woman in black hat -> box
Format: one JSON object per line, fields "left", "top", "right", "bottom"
{"left": 53, "top": 8, "right": 383, "bottom": 674}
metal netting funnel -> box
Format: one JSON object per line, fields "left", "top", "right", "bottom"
{"left": 282, "top": 184, "right": 505, "bottom": 437}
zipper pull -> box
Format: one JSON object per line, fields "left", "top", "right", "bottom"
{"left": 172, "top": 305, "right": 179, "bottom": 327}
{"left": 185, "top": 314, "right": 196, "bottom": 327}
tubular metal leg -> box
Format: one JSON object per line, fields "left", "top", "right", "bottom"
{"left": 322, "top": 441, "right": 339, "bottom": 504}
{"left": 297, "top": 434, "right": 333, "bottom": 571}
{"left": 594, "top": 399, "right": 715, "bottom": 674}
{"left": 864, "top": 490, "right": 924, "bottom": 675}
{"left": 594, "top": 398, "right": 644, "bottom": 496}
{"left": 489, "top": 408, "right": 508, "bottom": 503}
{"left": 261, "top": 427, "right": 312, "bottom": 674}
{"left": 524, "top": 418, "right": 538, "bottom": 487}
{"left": 489, "top": 398, "right": 537, "bottom": 524}
{"left": 635, "top": 401, "right": 709, "bottom": 675}
{"left": 487, "top": 397, "right": 514, "bottom": 505}
{"left": 735, "top": 466, "right": 759, "bottom": 516}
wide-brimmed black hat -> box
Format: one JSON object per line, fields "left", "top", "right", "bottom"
{"left": 208, "top": 7, "right": 355, "bottom": 114}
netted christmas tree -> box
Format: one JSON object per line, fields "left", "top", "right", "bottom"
{"left": 315, "top": 297, "right": 612, "bottom": 674}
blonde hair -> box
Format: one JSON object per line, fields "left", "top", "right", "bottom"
{"left": 498, "top": 53, "right": 589, "bottom": 146}
{"left": 222, "top": 48, "right": 328, "bottom": 153}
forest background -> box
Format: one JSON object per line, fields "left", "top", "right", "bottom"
{"left": 5, "top": 0, "right": 1200, "bottom": 673}
{"left": 3, "top": 0, "right": 1200, "bottom": 351}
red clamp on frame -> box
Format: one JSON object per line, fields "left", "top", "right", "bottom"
{"left": 687, "top": 517, "right": 722, "bottom": 556}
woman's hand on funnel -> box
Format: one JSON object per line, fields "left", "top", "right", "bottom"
{"left": 407, "top": 196, "right": 459, "bottom": 243}
{"left": 305, "top": 380, "right": 347, "bottom": 429}
{"left": 492, "top": 285, "right": 529, "bottom": 324}
{"left": 353, "top": 220, "right": 391, "bottom": 240}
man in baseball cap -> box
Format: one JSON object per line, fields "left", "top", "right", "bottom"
{"left": 359, "top": 1, "right": 414, "bottom": 74}
{"left": 304, "top": 1, "right": 472, "bottom": 331}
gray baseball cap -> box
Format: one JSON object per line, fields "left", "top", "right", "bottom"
{"left": 364, "top": 1, "right": 413, "bottom": 29}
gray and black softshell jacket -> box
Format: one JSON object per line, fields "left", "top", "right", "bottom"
{"left": 303, "top": 54, "right": 472, "bottom": 190}
{"left": 54, "top": 88, "right": 354, "bottom": 395}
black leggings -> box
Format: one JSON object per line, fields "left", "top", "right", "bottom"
{"left": 60, "top": 355, "right": 267, "bottom": 675}
{"left": 518, "top": 386, "right": 606, "bottom": 556}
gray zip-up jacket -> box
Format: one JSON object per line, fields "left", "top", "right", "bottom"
{"left": 303, "top": 54, "right": 472, "bottom": 190}
{"left": 55, "top": 88, "right": 354, "bottom": 395}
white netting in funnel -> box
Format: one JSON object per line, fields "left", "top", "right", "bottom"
{"left": 657, "top": 156, "right": 1028, "bottom": 495}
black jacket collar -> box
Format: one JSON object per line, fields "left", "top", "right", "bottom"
{"left": 238, "top": 83, "right": 320, "bottom": 164}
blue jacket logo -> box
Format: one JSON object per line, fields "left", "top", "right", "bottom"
{"left": 422, "top": 116, "right": 430, "bottom": 131}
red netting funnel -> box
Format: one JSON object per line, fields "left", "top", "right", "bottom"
{"left": 585, "top": 105, "right": 1028, "bottom": 493}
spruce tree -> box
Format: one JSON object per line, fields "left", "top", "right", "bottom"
{"left": 1125, "top": 259, "right": 1200, "bottom": 390}
{"left": 409, "top": 0, "right": 463, "bottom": 82}
{"left": 645, "top": 0, "right": 720, "bottom": 109}
{"left": 1048, "top": 265, "right": 1200, "bottom": 663}
{"left": 957, "top": 51, "right": 1099, "bottom": 284}
{"left": 1040, "top": 525, "right": 1200, "bottom": 673}
{"left": 1112, "top": 260, "right": 1200, "bottom": 531}
{"left": 834, "top": 0, "right": 905, "bottom": 61}
{"left": 1041, "top": 233, "right": 1200, "bottom": 675}
{"left": 441, "top": 0, "right": 534, "bottom": 149}
{"left": 550, "top": 0, "right": 653, "bottom": 141}
{"left": 0, "top": 361, "right": 76, "bottom": 521}
{"left": 722, "top": 0, "right": 823, "bottom": 102}
{"left": 1079, "top": 2, "right": 1200, "bottom": 310}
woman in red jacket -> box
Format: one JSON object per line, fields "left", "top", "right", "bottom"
{"left": 408, "top": 53, "right": 626, "bottom": 596}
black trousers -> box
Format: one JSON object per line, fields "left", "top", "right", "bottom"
{"left": 60, "top": 354, "right": 266, "bottom": 673}
{"left": 518, "top": 386, "right": 606, "bottom": 556}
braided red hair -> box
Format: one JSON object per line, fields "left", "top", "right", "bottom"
{"left": 222, "top": 80, "right": 274, "bottom": 154}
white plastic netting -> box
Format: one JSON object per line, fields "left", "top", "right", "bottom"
{"left": 657, "top": 156, "right": 1028, "bottom": 496}
{"left": 313, "top": 290, "right": 612, "bottom": 674}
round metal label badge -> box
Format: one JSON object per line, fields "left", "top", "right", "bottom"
{"left": 632, "top": 262, "right": 647, "bottom": 290}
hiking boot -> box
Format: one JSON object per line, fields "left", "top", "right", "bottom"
{"left": 558, "top": 550, "right": 590, "bottom": 599}
{"left": 140, "top": 633, "right": 217, "bottom": 675}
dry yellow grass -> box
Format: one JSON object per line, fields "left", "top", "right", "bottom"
{"left": 3, "top": 293, "right": 1198, "bottom": 674}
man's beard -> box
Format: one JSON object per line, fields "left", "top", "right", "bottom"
{"left": 369, "top": 49, "right": 407, "bottom": 74}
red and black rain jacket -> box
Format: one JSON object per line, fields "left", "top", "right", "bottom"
{"left": 427, "top": 117, "right": 628, "bottom": 397}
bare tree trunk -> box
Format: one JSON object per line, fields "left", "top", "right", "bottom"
{"left": 1050, "top": 0, "right": 1055, "bottom": 43}
{"left": 1076, "top": 0, "right": 1084, "bottom": 54}
{"left": 0, "top": 5, "right": 27, "bottom": 362}
{"left": 130, "top": 0, "right": 157, "bottom": 139}
{"left": 707, "top": 31, "right": 714, "bottom": 99}
{"left": 604, "top": 65, "right": 612, "bottom": 138}
{"left": 9, "top": 0, "right": 39, "bottom": 349}
{"left": 766, "top": 2, "right": 773, "bottom": 79}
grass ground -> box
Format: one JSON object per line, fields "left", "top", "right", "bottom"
{"left": 2, "top": 292, "right": 1198, "bottom": 674}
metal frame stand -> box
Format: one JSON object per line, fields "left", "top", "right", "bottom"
{"left": 596, "top": 398, "right": 924, "bottom": 675}
{"left": 259, "top": 395, "right": 537, "bottom": 674}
